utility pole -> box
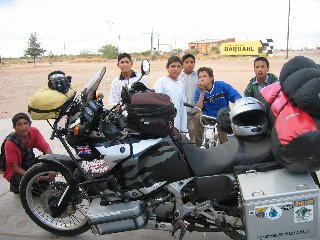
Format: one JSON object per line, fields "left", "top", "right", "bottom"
{"left": 158, "top": 34, "right": 160, "bottom": 55}
{"left": 286, "top": 0, "right": 291, "bottom": 59}
{"left": 106, "top": 20, "right": 114, "bottom": 44}
{"left": 142, "top": 29, "right": 157, "bottom": 59}
{"left": 151, "top": 29, "right": 153, "bottom": 57}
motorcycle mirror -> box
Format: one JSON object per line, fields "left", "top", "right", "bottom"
{"left": 141, "top": 59, "right": 150, "bottom": 76}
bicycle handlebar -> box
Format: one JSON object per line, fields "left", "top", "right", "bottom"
{"left": 183, "top": 102, "right": 202, "bottom": 112}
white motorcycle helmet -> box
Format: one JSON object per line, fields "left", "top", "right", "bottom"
{"left": 230, "top": 97, "right": 268, "bottom": 137}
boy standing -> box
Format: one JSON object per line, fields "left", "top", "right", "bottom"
{"left": 109, "top": 53, "right": 147, "bottom": 106}
{"left": 154, "top": 56, "right": 187, "bottom": 133}
{"left": 244, "top": 56, "right": 278, "bottom": 97}
{"left": 179, "top": 54, "right": 198, "bottom": 142}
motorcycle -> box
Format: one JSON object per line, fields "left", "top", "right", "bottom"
{"left": 19, "top": 60, "right": 319, "bottom": 240}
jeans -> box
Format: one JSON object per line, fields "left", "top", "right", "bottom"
{"left": 187, "top": 112, "right": 196, "bottom": 143}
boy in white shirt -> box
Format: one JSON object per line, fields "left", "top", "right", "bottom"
{"left": 179, "top": 54, "right": 198, "bottom": 142}
{"left": 154, "top": 56, "right": 187, "bottom": 133}
{"left": 109, "top": 53, "right": 147, "bottom": 106}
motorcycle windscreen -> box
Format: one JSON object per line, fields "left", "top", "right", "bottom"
{"left": 81, "top": 66, "right": 106, "bottom": 105}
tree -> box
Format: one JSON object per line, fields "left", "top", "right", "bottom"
{"left": 171, "top": 48, "right": 184, "bottom": 55}
{"left": 79, "top": 49, "right": 93, "bottom": 57}
{"left": 98, "top": 44, "right": 119, "bottom": 59}
{"left": 210, "top": 46, "right": 220, "bottom": 54}
{"left": 24, "top": 32, "right": 45, "bottom": 65}
{"left": 140, "top": 50, "right": 151, "bottom": 57}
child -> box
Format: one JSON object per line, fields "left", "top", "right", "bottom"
{"left": 244, "top": 56, "right": 278, "bottom": 97}
{"left": 194, "top": 67, "right": 242, "bottom": 146}
{"left": 154, "top": 56, "right": 187, "bottom": 133}
{"left": 109, "top": 53, "right": 147, "bottom": 106}
{"left": 179, "top": 54, "right": 198, "bottom": 142}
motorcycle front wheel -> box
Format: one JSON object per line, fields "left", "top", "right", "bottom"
{"left": 20, "top": 163, "right": 91, "bottom": 236}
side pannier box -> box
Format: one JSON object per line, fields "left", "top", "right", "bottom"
{"left": 237, "top": 168, "right": 319, "bottom": 240}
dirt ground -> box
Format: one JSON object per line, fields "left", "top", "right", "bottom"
{"left": 0, "top": 51, "right": 319, "bottom": 120}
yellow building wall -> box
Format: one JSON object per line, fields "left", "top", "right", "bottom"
{"left": 220, "top": 40, "right": 266, "bottom": 56}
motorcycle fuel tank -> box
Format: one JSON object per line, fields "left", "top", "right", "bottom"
{"left": 120, "top": 138, "right": 192, "bottom": 189}
{"left": 238, "top": 168, "right": 319, "bottom": 240}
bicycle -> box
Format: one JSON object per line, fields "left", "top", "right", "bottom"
{"left": 184, "top": 103, "right": 219, "bottom": 148}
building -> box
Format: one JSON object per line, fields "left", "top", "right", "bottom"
{"left": 188, "top": 38, "right": 235, "bottom": 54}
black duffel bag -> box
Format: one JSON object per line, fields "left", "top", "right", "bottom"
{"left": 126, "top": 92, "right": 177, "bottom": 137}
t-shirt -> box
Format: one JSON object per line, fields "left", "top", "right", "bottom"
{"left": 194, "top": 80, "right": 242, "bottom": 117}
{"left": 108, "top": 71, "right": 147, "bottom": 105}
{"left": 154, "top": 76, "right": 187, "bottom": 132}
{"left": 179, "top": 71, "right": 198, "bottom": 114}
{"left": 3, "top": 127, "right": 50, "bottom": 181}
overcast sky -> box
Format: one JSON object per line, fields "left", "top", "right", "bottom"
{"left": 0, "top": 0, "right": 319, "bottom": 58}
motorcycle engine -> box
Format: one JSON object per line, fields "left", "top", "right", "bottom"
{"left": 153, "top": 201, "right": 175, "bottom": 220}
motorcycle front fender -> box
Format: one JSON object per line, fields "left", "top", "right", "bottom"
{"left": 36, "top": 154, "right": 77, "bottom": 182}
{"left": 36, "top": 154, "right": 80, "bottom": 218}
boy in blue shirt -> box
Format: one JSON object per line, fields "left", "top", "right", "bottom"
{"left": 194, "top": 67, "right": 241, "bottom": 147}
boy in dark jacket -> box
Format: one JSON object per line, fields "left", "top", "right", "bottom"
{"left": 244, "top": 57, "right": 278, "bottom": 98}
{"left": 3, "top": 113, "right": 52, "bottom": 194}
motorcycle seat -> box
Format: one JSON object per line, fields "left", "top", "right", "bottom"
{"left": 180, "top": 135, "right": 274, "bottom": 176}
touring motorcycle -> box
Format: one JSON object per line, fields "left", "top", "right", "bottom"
{"left": 19, "top": 60, "right": 319, "bottom": 240}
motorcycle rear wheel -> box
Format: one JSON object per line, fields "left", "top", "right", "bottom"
{"left": 20, "top": 163, "right": 91, "bottom": 236}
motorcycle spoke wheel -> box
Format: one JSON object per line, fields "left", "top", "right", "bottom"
{"left": 20, "top": 163, "right": 91, "bottom": 236}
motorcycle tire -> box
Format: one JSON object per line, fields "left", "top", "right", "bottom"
{"left": 20, "top": 163, "right": 91, "bottom": 236}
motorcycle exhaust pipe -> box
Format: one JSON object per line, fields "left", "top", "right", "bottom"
{"left": 88, "top": 199, "right": 147, "bottom": 235}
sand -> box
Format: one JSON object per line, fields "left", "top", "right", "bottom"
{"left": 1, "top": 50, "right": 319, "bottom": 120}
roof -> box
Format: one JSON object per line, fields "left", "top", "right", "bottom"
{"left": 189, "top": 39, "right": 225, "bottom": 44}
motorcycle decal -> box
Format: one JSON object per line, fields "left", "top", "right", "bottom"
{"left": 257, "top": 229, "right": 309, "bottom": 240}
{"left": 281, "top": 204, "right": 294, "bottom": 211}
{"left": 95, "top": 139, "right": 162, "bottom": 163}
{"left": 248, "top": 209, "right": 255, "bottom": 215}
{"left": 121, "top": 144, "right": 179, "bottom": 188}
{"left": 123, "top": 146, "right": 175, "bottom": 177}
{"left": 255, "top": 202, "right": 292, "bottom": 219}
{"left": 81, "top": 159, "right": 111, "bottom": 174}
{"left": 124, "top": 171, "right": 153, "bottom": 186}
{"left": 76, "top": 145, "right": 92, "bottom": 155}
{"left": 294, "top": 199, "right": 314, "bottom": 207}
{"left": 265, "top": 206, "right": 282, "bottom": 220}
{"left": 131, "top": 138, "right": 162, "bottom": 155}
{"left": 255, "top": 208, "right": 265, "bottom": 218}
{"left": 96, "top": 144, "right": 131, "bottom": 161}
{"left": 294, "top": 205, "right": 313, "bottom": 223}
